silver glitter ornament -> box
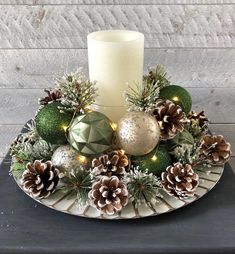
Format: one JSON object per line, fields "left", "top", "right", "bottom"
{"left": 116, "top": 112, "right": 160, "bottom": 156}
{"left": 51, "top": 145, "right": 89, "bottom": 173}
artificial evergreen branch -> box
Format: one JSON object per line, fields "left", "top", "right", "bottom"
{"left": 172, "top": 144, "right": 199, "bottom": 165}
{"left": 10, "top": 121, "right": 58, "bottom": 173}
{"left": 125, "top": 80, "right": 159, "bottom": 112}
{"left": 61, "top": 168, "right": 92, "bottom": 205}
{"left": 171, "top": 143, "right": 213, "bottom": 169}
{"left": 124, "top": 169, "right": 161, "bottom": 204}
{"left": 56, "top": 68, "right": 97, "bottom": 114}
{"left": 144, "top": 64, "right": 170, "bottom": 89}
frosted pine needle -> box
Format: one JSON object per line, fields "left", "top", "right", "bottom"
{"left": 125, "top": 80, "right": 159, "bottom": 112}
{"left": 61, "top": 168, "right": 92, "bottom": 206}
{"left": 144, "top": 64, "right": 170, "bottom": 89}
{"left": 124, "top": 168, "right": 161, "bottom": 204}
{"left": 56, "top": 68, "right": 97, "bottom": 114}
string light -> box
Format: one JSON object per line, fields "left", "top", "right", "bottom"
{"left": 172, "top": 96, "right": 179, "bottom": 102}
{"left": 151, "top": 155, "right": 157, "bottom": 161}
{"left": 84, "top": 106, "right": 92, "bottom": 113}
{"left": 110, "top": 122, "right": 117, "bottom": 131}
{"left": 62, "top": 125, "right": 68, "bottom": 132}
{"left": 77, "top": 155, "right": 87, "bottom": 164}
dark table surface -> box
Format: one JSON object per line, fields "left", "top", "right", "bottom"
{"left": 0, "top": 153, "right": 235, "bottom": 254}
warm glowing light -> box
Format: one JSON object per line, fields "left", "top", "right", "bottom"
{"left": 62, "top": 125, "right": 68, "bottom": 132}
{"left": 84, "top": 106, "right": 92, "bottom": 113}
{"left": 110, "top": 122, "right": 117, "bottom": 131}
{"left": 151, "top": 155, "right": 157, "bottom": 161}
{"left": 172, "top": 96, "right": 179, "bottom": 102}
{"left": 77, "top": 155, "right": 87, "bottom": 164}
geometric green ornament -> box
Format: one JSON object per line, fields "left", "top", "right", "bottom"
{"left": 159, "top": 85, "right": 192, "bottom": 114}
{"left": 67, "top": 111, "right": 114, "bottom": 155}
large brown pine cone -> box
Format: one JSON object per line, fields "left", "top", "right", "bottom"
{"left": 92, "top": 150, "right": 129, "bottom": 178}
{"left": 89, "top": 176, "right": 128, "bottom": 215}
{"left": 22, "top": 160, "right": 59, "bottom": 199}
{"left": 199, "top": 135, "right": 231, "bottom": 165}
{"left": 152, "top": 99, "right": 186, "bottom": 140}
{"left": 39, "top": 89, "right": 62, "bottom": 105}
{"left": 161, "top": 162, "right": 199, "bottom": 199}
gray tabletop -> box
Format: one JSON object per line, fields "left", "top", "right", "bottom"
{"left": 0, "top": 153, "right": 235, "bottom": 254}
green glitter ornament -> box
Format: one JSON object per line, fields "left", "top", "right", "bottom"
{"left": 134, "top": 146, "right": 172, "bottom": 177}
{"left": 67, "top": 111, "right": 114, "bottom": 155}
{"left": 159, "top": 85, "right": 192, "bottom": 114}
{"left": 35, "top": 102, "right": 73, "bottom": 144}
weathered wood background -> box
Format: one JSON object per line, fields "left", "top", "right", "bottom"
{"left": 0, "top": 0, "right": 234, "bottom": 169}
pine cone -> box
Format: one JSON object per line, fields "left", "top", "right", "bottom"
{"left": 89, "top": 176, "right": 128, "bottom": 215}
{"left": 92, "top": 150, "right": 129, "bottom": 178}
{"left": 199, "top": 135, "right": 231, "bottom": 165}
{"left": 162, "top": 162, "right": 199, "bottom": 199}
{"left": 22, "top": 160, "right": 59, "bottom": 199}
{"left": 187, "top": 111, "right": 209, "bottom": 137}
{"left": 39, "top": 89, "right": 62, "bottom": 105}
{"left": 11, "top": 133, "right": 36, "bottom": 148}
{"left": 152, "top": 99, "right": 186, "bottom": 140}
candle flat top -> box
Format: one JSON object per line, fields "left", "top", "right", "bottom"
{"left": 87, "top": 30, "right": 144, "bottom": 43}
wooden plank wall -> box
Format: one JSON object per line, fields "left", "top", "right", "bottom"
{"left": 0, "top": 0, "right": 234, "bottom": 169}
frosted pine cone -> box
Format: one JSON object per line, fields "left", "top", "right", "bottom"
{"left": 187, "top": 111, "right": 209, "bottom": 137}
{"left": 152, "top": 99, "right": 185, "bottom": 140}
{"left": 199, "top": 135, "right": 231, "bottom": 165}
{"left": 39, "top": 89, "right": 62, "bottom": 105}
{"left": 22, "top": 160, "right": 59, "bottom": 199}
{"left": 162, "top": 162, "right": 199, "bottom": 199}
{"left": 92, "top": 150, "right": 129, "bottom": 178}
{"left": 89, "top": 176, "right": 128, "bottom": 215}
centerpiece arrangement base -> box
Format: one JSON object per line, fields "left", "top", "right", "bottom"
{"left": 12, "top": 123, "right": 224, "bottom": 220}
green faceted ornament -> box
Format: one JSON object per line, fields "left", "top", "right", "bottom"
{"left": 35, "top": 102, "right": 73, "bottom": 145}
{"left": 67, "top": 111, "right": 114, "bottom": 155}
{"left": 159, "top": 85, "right": 192, "bottom": 114}
{"left": 133, "top": 146, "right": 172, "bottom": 177}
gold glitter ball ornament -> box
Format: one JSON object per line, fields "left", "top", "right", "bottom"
{"left": 116, "top": 112, "right": 160, "bottom": 156}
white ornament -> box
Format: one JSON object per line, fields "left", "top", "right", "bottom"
{"left": 117, "top": 112, "right": 160, "bottom": 156}
{"left": 51, "top": 145, "right": 89, "bottom": 173}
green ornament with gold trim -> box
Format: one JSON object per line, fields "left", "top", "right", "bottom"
{"left": 35, "top": 102, "right": 73, "bottom": 144}
{"left": 132, "top": 146, "right": 172, "bottom": 177}
{"left": 159, "top": 85, "right": 192, "bottom": 114}
{"left": 67, "top": 111, "right": 114, "bottom": 155}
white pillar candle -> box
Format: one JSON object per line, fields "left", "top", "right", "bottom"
{"left": 87, "top": 30, "right": 144, "bottom": 122}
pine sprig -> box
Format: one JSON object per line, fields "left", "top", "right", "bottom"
{"left": 56, "top": 68, "right": 97, "bottom": 114}
{"left": 124, "top": 169, "right": 161, "bottom": 204}
{"left": 144, "top": 64, "right": 170, "bottom": 89}
{"left": 10, "top": 121, "right": 58, "bottom": 173}
{"left": 171, "top": 143, "right": 211, "bottom": 169}
{"left": 125, "top": 80, "right": 159, "bottom": 112}
{"left": 61, "top": 168, "right": 92, "bottom": 205}
{"left": 172, "top": 144, "right": 199, "bottom": 165}
{"left": 10, "top": 120, "right": 39, "bottom": 157}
